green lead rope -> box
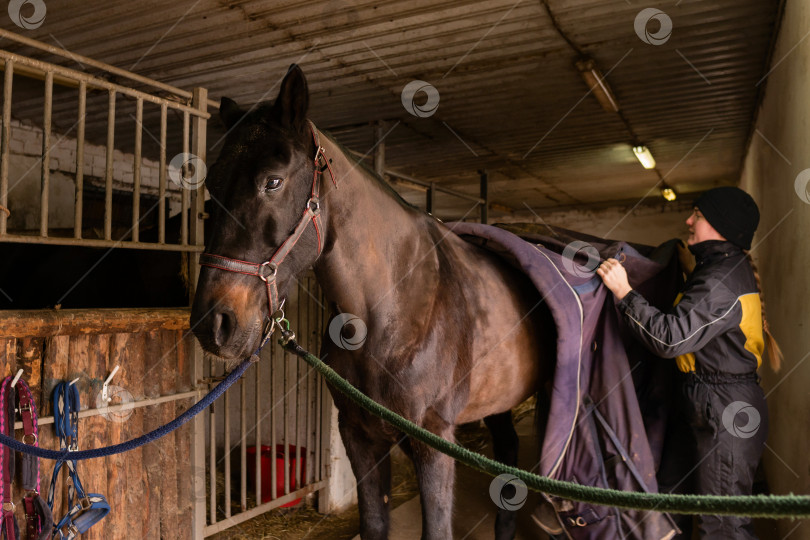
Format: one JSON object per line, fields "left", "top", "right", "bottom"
{"left": 280, "top": 337, "right": 810, "bottom": 519}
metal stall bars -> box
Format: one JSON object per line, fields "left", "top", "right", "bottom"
{"left": 350, "top": 124, "right": 491, "bottom": 225}
{"left": 203, "top": 273, "right": 330, "bottom": 537}
{"left": 0, "top": 28, "right": 216, "bottom": 538}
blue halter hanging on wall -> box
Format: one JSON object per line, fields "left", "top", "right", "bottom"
{"left": 48, "top": 382, "right": 110, "bottom": 540}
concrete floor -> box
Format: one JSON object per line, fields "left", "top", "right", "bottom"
{"left": 344, "top": 403, "right": 788, "bottom": 540}
{"left": 352, "top": 415, "right": 552, "bottom": 540}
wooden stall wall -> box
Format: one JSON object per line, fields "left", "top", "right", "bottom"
{"left": 0, "top": 308, "right": 194, "bottom": 539}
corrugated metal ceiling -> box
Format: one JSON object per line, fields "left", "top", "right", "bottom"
{"left": 0, "top": 0, "right": 781, "bottom": 219}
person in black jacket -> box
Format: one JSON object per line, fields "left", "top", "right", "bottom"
{"left": 597, "top": 186, "right": 783, "bottom": 539}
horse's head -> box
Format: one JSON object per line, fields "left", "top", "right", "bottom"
{"left": 191, "top": 65, "right": 327, "bottom": 361}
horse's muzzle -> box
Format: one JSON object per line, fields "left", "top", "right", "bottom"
{"left": 191, "top": 296, "right": 263, "bottom": 361}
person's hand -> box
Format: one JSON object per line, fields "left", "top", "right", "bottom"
{"left": 677, "top": 239, "right": 696, "bottom": 275}
{"left": 596, "top": 258, "right": 632, "bottom": 300}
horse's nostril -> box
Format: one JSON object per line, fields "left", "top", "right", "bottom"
{"left": 213, "top": 310, "right": 236, "bottom": 348}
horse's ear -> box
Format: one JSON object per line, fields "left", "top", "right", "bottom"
{"left": 219, "top": 97, "right": 243, "bottom": 129}
{"left": 273, "top": 64, "right": 309, "bottom": 131}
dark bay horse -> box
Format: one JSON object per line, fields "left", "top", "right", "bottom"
{"left": 190, "top": 65, "right": 556, "bottom": 540}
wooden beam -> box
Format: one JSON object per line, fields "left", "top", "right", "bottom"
{"left": 0, "top": 308, "right": 190, "bottom": 338}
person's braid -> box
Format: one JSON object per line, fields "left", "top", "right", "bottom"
{"left": 745, "top": 251, "right": 783, "bottom": 372}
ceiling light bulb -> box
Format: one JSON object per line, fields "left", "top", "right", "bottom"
{"left": 632, "top": 145, "right": 656, "bottom": 169}
{"left": 576, "top": 58, "right": 620, "bottom": 113}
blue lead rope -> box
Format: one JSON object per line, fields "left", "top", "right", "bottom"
{"left": 49, "top": 382, "right": 110, "bottom": 539}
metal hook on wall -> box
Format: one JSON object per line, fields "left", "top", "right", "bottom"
{"left": 102, "top": 365, "right": 120, "bottom": 403}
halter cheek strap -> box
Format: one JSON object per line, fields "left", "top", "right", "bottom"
{"left": 199, "top": 121, "right": 337, "bottom": 318}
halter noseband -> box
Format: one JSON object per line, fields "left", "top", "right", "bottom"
{"left": 199, "top": 121, "right": 337, "bottom": 319}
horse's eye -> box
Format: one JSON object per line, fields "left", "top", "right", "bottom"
{"left": 262, "top": 176, "right": 284, "bottom": 192}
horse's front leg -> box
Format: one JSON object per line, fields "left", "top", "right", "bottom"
{"left": 338, "top": 412, "right": 392, "bottom": 540}
{"left": 410, "top": 408, "right": 456, "bottom": 540}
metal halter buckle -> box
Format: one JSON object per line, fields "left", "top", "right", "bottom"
{"left": 270, "top": 299, "right": 286, "bottom": 322}
{"left": 257, "top": 262, "right": 277, "bottom": 282}
{"left": 60, "top": 523, "right": 79, "bottom": 538}
{"left": 2, "top": 502, "right": 14, "bottom": 512}
{"left": 308, "top": 197, "right": 320, "bottom": 213}
{"left": 22, "top": 432, "right": 37, "bottom": 445}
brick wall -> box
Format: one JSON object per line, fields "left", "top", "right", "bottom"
{"left": 4, "top": 117, "right": 185, "bottom": 231}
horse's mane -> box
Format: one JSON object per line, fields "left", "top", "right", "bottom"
{"left": 319, "top": 128, "right": 422, "bottom": 214}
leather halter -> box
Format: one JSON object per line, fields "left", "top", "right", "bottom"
{"left": 0, "top": 376, "right": 53, "bottom": 540}
{"left": 199, "top": 121, "right": 336, "bottom": 318}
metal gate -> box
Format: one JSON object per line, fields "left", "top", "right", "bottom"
{"left": 0, "top": 28, "right": 331, "bottom": 539}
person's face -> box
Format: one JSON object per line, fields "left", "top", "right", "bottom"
{"left": 685, "top": 207, "right": 726, "bottom": 245}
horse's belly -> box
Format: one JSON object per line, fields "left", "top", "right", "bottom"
{"left": 454, "top": 337, "right": 540, "bottom": 424}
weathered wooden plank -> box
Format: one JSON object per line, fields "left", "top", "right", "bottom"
{"left": 176, "top": 328, "right": 194, "bottom": 393}
{"left": 159, "top": 329, "right": 179, "bottom": 540}
{"left": 122, "top": 332, "right": 147, "bottom": 539}
{"left": 141, "top": 329, "right": 162, "bottom": 539}
{"left": 174, "top": 329, "right": 195, "bottom": 527}
{"left": 83, "top": 333, "right": 109, "bottom": 540}
{"left": 0, "top": 338, "right": 15, "bottom": 377}
{"left": 105, "top": 333, "right": 130, "bottom": 540}
{"left": 68, "top": 334, "right": 90, "bottom": 419}
{"left": 16, "top": 337, "right": 43, "bottom": 398}
{"left": 0, "top": 308, "right": 189, "bottom": 338}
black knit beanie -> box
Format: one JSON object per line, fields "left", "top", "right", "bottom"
{"left": 695, "top": 187, "right": 759, "bottom": 250}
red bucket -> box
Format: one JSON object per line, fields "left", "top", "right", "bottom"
{"left": 246, "top": 444, "right": 307, "bottom": 507}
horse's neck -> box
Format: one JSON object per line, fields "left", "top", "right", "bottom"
{"left": 312, "top": 142, "right": 440, "bottom": 322}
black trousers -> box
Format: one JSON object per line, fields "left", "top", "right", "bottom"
{"left": 657, "top": 372, "right": 768, "bottom": 540}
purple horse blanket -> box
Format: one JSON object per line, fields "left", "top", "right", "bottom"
{"left": 449, "top": 222, "right": 683, "bottom": 540}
